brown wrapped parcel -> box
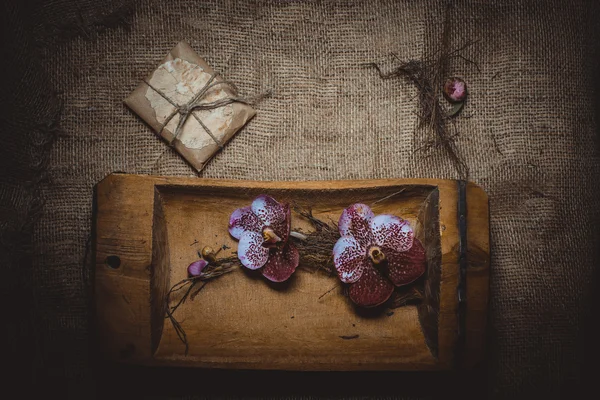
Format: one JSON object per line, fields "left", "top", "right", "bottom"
{"left": 125, "top": 41, "right": 256, "bottom": 172}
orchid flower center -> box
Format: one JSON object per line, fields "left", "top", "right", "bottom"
{"left": 368, "top": 246, "right": 386, "bottom": 264}
{"left": 262, "top": 227, "right": 282, "bottom": 246}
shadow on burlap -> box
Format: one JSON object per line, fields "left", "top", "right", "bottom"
{"left": 2, "top": 0, "right": 599, "bottom": 398}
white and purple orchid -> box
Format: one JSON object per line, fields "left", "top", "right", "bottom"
{"left": 229, "top": 195, "right": 299, "bottom": 282}
{"left": 333, "top": 203, "right": 426, "bottom": 307}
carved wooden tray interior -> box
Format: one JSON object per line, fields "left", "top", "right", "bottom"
{"left": 94, "top": 175, "right": 489, "bottom": 370}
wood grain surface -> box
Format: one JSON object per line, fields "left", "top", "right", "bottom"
{"left": 94, "top": 174, "right": 489, "bottom": 370}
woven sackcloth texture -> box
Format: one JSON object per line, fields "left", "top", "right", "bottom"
{"left": 1, "top": 0, "right": 599, "bottom": 398}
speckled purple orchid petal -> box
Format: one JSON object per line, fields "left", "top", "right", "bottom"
{"left": 272, "top": 203, "right": 291, "bottom": 242}
{"left": 187, "top": 259, "right": 209, "bottom": 277}
{"left": 333, "top": 235, "right": 368, "bottom": 283}
{"left": 348, "top": 265, "right": 394, "bottom": 308}
{"left": 229, "top": 206, "right": 262, "bottom": 239}
{"left": 384, "top": 238, "right": 427, "bottom": 287}
{"left": 261, "top": 242, "right": 300, "bottom": 282}
{"left": 252, "top": 194, "right": 287, "bottom": 228}
{"left": 237, "top": 231, "right": 270, "bottom": 270}
{"left": 370, "top": 214, "right": 414, "bottom": 252}
{"left": 338, "top": 203, "right": 375, "bottom": 246}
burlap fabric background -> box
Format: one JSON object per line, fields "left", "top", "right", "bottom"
{"left": 2, "top": 0, "right": 599, "bottom": 398}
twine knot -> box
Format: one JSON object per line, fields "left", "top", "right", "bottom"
{"left": 143, "top": 71, "right": 249, "bottom": 150}
{"left": 178, "top": 104, "right": 192, "bottom": 115}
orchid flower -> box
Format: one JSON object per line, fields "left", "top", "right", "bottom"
{"left": 229, "top": 195, "right": 299, "bottom": 282}
{"left": 333, "top": 204, "right": 426, "bottom": 307}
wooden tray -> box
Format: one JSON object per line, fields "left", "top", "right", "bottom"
{"left": 94, "top": 174, "right": 489, "bottom": 370}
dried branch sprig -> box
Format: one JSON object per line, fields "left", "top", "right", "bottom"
{"left": 291, "top": 204, "right": 340, "bottom": 276}
{"left": 165, "top": 256, "right": 240, "bottom": 354}
{"left": 364, "top": 56, "right": 470, "bottom": 179}
{"left": 363, "top": 4, "right": 477, "bottom": 179}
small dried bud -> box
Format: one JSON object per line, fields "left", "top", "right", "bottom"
{"left": 187, "top": 259, "right": 208, "bottom": 277}
{"left": 201, "top": 246, "right": 217, "bottom": 263}
{"left": 443, "top": 77, "right": 467, "bottom": 103}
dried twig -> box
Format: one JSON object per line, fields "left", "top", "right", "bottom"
{"left": 164, "top": 258, "right": 240, "bottom": 354}
{"left": 363, "top": 4, "right": 477, "bottom": 179}
{"left": 292, "top": 204, "right": 339, "bottom": 276}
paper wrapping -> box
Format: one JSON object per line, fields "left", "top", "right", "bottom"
{"left": 124, "top": 41, "right": 256, "bottom": 172}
